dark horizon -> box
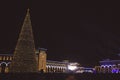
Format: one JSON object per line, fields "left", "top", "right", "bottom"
{"left": 0, "top": 1, "right": 120, "bottom": 67}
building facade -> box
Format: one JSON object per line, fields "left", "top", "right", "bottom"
{"left": 95, "top": 59, "right": 120, "bottom": 73}
{"left": 0, "top": 49, "right": 79, "bottom": 73}
{"left": 0, "top": 54, "right": 12, "bottom": 73}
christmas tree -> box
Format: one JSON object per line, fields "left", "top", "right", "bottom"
{"left": 10, "top": 9, "right": 38, "bottom": 72}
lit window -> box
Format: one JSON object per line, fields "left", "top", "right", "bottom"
{"left": 0, "top": 56, "right": 2, "bottom": 60}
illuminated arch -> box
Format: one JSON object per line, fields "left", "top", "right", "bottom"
{"left": 0, "top": 62, "right": 7, "bottom": 66}
{"left": 0, "top": 62, "right": 7, "bottom": 73}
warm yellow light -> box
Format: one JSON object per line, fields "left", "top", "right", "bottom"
{"left": 0, "top": 56, "right": 2, "bottom": 60}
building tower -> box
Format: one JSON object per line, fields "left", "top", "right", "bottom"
{"left": 38, "top": 48, "right": 47, "bottom": 72}
{"left": 9, "top": 9, "right": 38, "bottom": 72}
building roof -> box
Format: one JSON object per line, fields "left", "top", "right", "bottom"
{"left": 0, "top": 54, "right": 13, "bottom": 56}
{"left": 100, "top": 60, "right": 120, "bottom": 65}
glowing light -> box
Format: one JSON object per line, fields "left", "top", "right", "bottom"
{"left": 112, "top": 69, "right": 119, "bottom": 73}
{"left": 68, "top": 65, "right": 77, "bottom": 71}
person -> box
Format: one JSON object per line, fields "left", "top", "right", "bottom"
{"left": 40, "top": 69, "right": 44, "bottom": 73}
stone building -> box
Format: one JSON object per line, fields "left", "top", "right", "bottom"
{"left": 0, "top": 49, "right": 75, "bottom": 73}
{"left": 95, "top": 59, "right": 120, "bottom": 73}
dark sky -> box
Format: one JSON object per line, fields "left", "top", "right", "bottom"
{"left": 0, "top": 1, "right": 120, "bottom": 67}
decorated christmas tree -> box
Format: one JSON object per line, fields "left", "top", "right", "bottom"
{"left": 9, "top": 9, "right": 38, "bottom": 72}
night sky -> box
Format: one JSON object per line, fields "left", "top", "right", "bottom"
{"left": 0, "top": 1, "right": 120, "bottom": 67}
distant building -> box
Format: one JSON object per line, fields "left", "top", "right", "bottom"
{"left": 0, "top": 54, "right": 12, "bottom": 73}
{"left": 95, "top": 59, "right": 120, "bottom": 73}
{"left": 46, "top": 60, "right": 68, "bottom": 73}
{"left": 0, "top": 49, "right": 79, "bottom": 73}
